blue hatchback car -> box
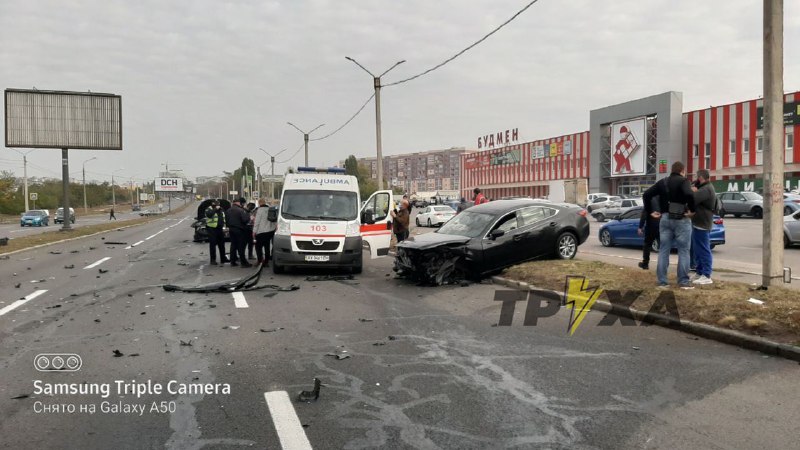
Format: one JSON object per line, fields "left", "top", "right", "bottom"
{"left": 598, "top": 206, "right": 725, "bottom": 251}
{"left": 20, "top": 210, "right": 50, "bottom": 227}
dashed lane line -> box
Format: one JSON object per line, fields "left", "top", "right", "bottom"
{"left": 264, "top": 391, "right": 313, "bottom": 450}
{"left": 0, "top": 290, "right": 48, "bottom": 317}
{"left": 232, "top": 292, "right": 249, "bottom": 308}
{"left": 84, "top": 257, "right": 111, "bottom": 269}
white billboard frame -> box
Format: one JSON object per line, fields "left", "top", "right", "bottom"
{"left": 155, "top": 177, "right": 184, "bottom": 192}
{"left": 610, "top": 118, "right": 647, "bottom": 177}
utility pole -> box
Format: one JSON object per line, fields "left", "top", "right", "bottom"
{"left": 762, "top": 0, "right": 784, "bottom": 287}
{"left": 345, "top": 57, "right": 405, "bottom": 190}
{"left": 287, "top": 123, "right": 324, "bottom": 166}
{"left": 260, "top": 148, "right": 287, "bottom": 200}
{"left": 60, "top": 148, "right": 72, "bottom": 231}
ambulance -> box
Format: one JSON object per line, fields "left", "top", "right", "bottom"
{"left": 271, "top": 167, "right": 394, "bottom": 274}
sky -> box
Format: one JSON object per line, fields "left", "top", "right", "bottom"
{"left": 1, "top": 0, "right": 799, "bottom": 185}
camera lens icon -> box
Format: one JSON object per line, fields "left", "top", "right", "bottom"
{"left": 34, "top": 353, "right": 82, "bottom": 372}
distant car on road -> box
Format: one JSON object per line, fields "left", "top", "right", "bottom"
{"left": 139, "top": 209, "right": 163, "bottom": 217}
{"left": 54, "top": 207, "right": 76, "bottom": 224}
{"left": 132, "top": 204, "right": 142, "bottom": 211}
{"left": 598, "top": 206, "right": 725, "bottom": 251}
{"left": 717, "top": 191, "right": 763, "bottom": 218}
{"left": 415, "top": 205, "right": 456, "bottom": 227}
{"left": 20, "top": 210, "right": 49, "bottom": 227}
{"left": 591, "top": 198, "right": 642, "bottom": 222}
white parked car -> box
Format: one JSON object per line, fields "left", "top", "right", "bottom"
{"left": 415, "top": 205, "right": 456, "bottom": 227}
{"left": 586, "top": 195, "right": 621, "bottom": 213}
{"left": 587, "top": 193, "right": 609, "bottom": 204}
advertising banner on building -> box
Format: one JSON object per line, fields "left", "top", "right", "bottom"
{"left": 490, "top": 149, "right": 521, "bottom": 165}
{"left": 549, "top": 143, "right": 558, "bottom": 157}
{"left": 610, "top": 118, "right": 646, "bottom": 177}
{"left": 564, "top": 140, "right": 572, "bottom": 156}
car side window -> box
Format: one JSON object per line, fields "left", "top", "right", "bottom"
{"left": 492, "top": 212, "right": 519, "bottom": 234}
{"left": 519, "top": 206, "right": 547, "bottom": 226}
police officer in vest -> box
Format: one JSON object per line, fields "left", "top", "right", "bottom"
{"left": 205, "top": 200, "right": 229, "bottom": 265}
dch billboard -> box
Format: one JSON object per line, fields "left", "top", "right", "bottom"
{"left": 610, "top": 118, "right": 646, "bottom": 177}
{"left": 155, "top": 177, "right": 184, "bottom": 192}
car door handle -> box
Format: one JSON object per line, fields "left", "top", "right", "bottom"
{"left": 549, "top": 222, "right": 557, "bottom": 227}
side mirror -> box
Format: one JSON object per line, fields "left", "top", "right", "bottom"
{"left": 361, "top": 210, "right": 375, "bottom": 225}
{"left": 267, "top": 207, "right": 278, "bottom": 222}
{"left": 489, "top": 229, "right": 505, "bottom": 240}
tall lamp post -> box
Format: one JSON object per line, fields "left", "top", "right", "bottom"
{"left": 111, "top": 168, "right": 125, "bottom": 207}
{"left": 287, "top": 122, "right": 324, "bottom": 167}
{"left": 260, "top": 148, "right": 287, "bottom": 200}
{"left": 11, "top": 149, "right": 33, "bottom": 212}
{"left": 82, "top": 156, "right": 97, "bottom": 214}
{"left": 345, "top": 56, "right": 405, "bottom": 190}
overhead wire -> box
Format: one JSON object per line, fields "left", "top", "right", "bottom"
{"left": 385, "top": 0, "right": 541, "bottom": 87}
{"left": 276, "top": 142, "right": 306, "bottom": 164}
{"left": 310, "top": 92, "right": 376, "bottom": 142}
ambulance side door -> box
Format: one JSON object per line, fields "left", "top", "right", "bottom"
{"left": 360, "top": 190, "right": 393, "bottom": 258}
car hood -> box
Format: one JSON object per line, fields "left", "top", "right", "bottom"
{"left": 397, "top": 232, "right": 471, "bottom": 250}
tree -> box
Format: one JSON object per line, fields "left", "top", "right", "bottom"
{"left": 344, "top": 155, "right": 360, "bottom": 178}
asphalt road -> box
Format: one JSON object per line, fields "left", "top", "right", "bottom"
{"left": 1, "top": 210, "right": 145, "bottom": 239}
{"left": 1, "top": 208, "right": 798, "bottom": 449}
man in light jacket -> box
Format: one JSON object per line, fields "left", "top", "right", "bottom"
{"left": 690, "top": 169, "right": 716, "bottom": 285}
{"left": 252, "top": 198, "right": 277, "bottom": 267}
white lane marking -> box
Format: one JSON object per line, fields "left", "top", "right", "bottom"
{"left": 264, "top": 391, "right": 313, "bottom": 450}
{"left": 124, "top": 240, "right": 146, "bottom": 249}
{"left": 84, "top": 257, "right": 111, "bottom": 269}
{"left": 232, "top": 292, "right": 249, "bottom": 308}
{"left": 145, "top": 231, "right": 162, "bottom": 240}
{"left": 0, "top": 290, "right": 48, "bottom": 317}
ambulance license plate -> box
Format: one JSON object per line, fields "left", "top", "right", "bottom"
{"left": 305, "top": 255, "right": 330, "bottom": 262}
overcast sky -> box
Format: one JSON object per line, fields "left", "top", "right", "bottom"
{"left": 1, "top": 0, "right": 799, "bottom": 184}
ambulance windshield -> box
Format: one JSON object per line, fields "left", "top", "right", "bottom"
{"left": 281, "top": 190, "right": 359, "bottom": 221}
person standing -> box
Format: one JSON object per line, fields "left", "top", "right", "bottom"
{"left": 246, "top": 202, "right": 257, "bottom": 260}
{"left": 225, "top": 198, "right": 252, "bottom": 267}
{"left": 642, "top": 161, "right": 696, "bottom": 289}
{"left": 457, "top": 197, "right": 468, "bottom": 214}
{"left": 205, "top": 200, "right": 228, "bottom": 265}
{"left": 473, "top": 188, "right": 489, "bottom": 205}
{"left": 690, "top": 169, "right": 716, "bottom": 285}
{"left": 252, "top": 198, "right": 277, "bottom": 267}
{"left": 391, "top": 200, "right": 410, "bottom": 242}
{"left": 109, "top": 206, "right": 116, "bottom": 220}
{"left": 637, "top": 196, "right": 660, "bottom": 270}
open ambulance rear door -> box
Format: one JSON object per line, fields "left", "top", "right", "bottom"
{"left": 360, "top": 190, "right": 393, "bottom": 258}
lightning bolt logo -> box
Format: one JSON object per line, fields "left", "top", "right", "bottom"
{"left": 564, "top": 276, "right": 603, "bottom": 335}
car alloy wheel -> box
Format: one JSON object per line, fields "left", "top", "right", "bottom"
{"left": 556, "top": 232, "right": 578, "bottom": 259}
{"left": 752, "top": 207, "right": 763, "bottom": 219}
{"left": 596, "top": 213, "right": 605, "bottom": 222}
{"left": 599, "top": 229, "right": 613, "bottom": 247}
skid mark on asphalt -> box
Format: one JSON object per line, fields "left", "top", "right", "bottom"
{"left": 264, "top": 391, "right": 314, "bottom": 450}
{"left": 0, "top": 289, "right": 47, "bottom": 317}
{"left": 83, "top": 256, "right": 111, "bottom": 269}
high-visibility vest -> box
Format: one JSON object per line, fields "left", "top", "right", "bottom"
{"left": 206, "top": 208, "right": 225, "bottom": 229}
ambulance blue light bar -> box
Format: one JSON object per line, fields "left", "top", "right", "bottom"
{"left": 297, "top": 167, "right": 347, "bottom": 174}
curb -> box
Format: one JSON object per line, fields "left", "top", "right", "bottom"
{"left": 491, "top": 275, "right": 800, "bottom": 363}
{"left": 0, "top": 211, "right": 190, "bottom": 257}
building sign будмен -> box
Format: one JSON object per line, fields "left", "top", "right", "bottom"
{"left": 610, "top": 118, "right": 647, "bottom": 177}
{"left": 477, "top": 128, "right": 519, "bottom": 149}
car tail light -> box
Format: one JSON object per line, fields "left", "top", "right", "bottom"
{"left": 577, "top": 209, "right": 588, "bottom": 217}
{"left": 793, "top": 200, "right": 800, "bottom": 203}
{"left": 714, "top": 218, "right": 723, "bottom": 225}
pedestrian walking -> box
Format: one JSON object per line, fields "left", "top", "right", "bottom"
{"left": 690, "top": 169, "right": 717, "bottom": 284}
{"left": 109, "top": 207, "right": 116, "bottom": 220}
{"left": 637, "top": 196, "right": 660, "bottom": 270}
{"left": 391, "top": 200, "right": 410, "bottom": 242}
{"left": 204, "top": 200, "right": 229, "bottom": 265}
{"left": 473, "top": 188, "right": 489, "bottom": 205}
{"left": 252, "top": 198, "right": 276, "bottom": 267}
{"left": 642, "top": 161, "right": 696, "bottom": 289}
{"left": 225, "top": 198, "right": 252, "bottom": 268}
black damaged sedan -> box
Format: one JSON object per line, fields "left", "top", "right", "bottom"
{"left": 394, "top": 199, "right": 590, "bottom": 285}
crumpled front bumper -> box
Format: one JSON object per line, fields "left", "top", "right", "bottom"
{"left": 393, "top": 245, "right": 470, "bottom": 286}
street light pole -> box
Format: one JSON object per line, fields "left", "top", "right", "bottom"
{"left": 111, "top": 168, "right": 124, "bottom": 207}
{"left": 11, "top": 149, "right": 32, "bottom": 211}
{"left": 345, "top": 57, "right": 405, "bottom": 190}
{"left": 260, "top": 148, "right": 287, "bottom": 200}
{"left": 82, "top": 157, "right": 97, "bottom": 214}
{"left": 286, "top": 123, "right": 324, "bottom": 166}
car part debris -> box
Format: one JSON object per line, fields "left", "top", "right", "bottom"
{"left": 358, "top": 318, "right": 374, "bottom": 322}
{"left": 70, "top": 250, "right": 79, "bottom": 253}
{"left": 297, "top": 378, "right": 321, "bottom": 402}
{"left": 388, "top": 335, "right": 398, "bottom": 341}
{"left": 260, "top": 327, "right": 284, "bottom": 333}
{"left": 372, "top": 342, "right": 386, "bottom": 346}
{"left": 94, "top": 319, "right": 101, "bottom": 323}
{"left": 179, "top": 340, "right": 193, "bottom": 346}
{"left": 0, "top": 238, "right": 8, "bottom": 247}
{"left": 104, "top": 241, "right": 128, "bottom": 245}
{"left": 747, "top": 298, "right": 765, "bottom": 305}
{"left": 128, "top": 353, "right": 140, "bottom": 357}
{"left": 14, "top": 283, "right": 20, "bottom": 288}
{"left": 98, "top": 269, "right": 109, "bottom": 274}
{"left": 45, "top": 305, "right": 62, "bottom": 309}
{"left": 11, "top": 394, "right": 29, "bottom": 400}
{"left": 305, "top": 274, "right": 355, "bottom": 282}
{"left": 163, "top": 265, "right": 275, "bottom": 293}
{"left": 222, "top": 325, "right": 240, "bottom": 330}
{"left": 326, "top": 353, "right": 351, "bottom": 360}
{"left": 49, "top": 251, "right": 62, "bottom": 255}
{"left": 112, "top": 349, "right": 124, "bottom": 357}
{"left": 64, "top": 264, "right": 74, "bottom": 269}
{"left": 394, "top": 246, "right": 468, "bottom": 286}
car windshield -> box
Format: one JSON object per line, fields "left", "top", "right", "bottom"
{"left": 437, "top": 210, "right": 495, "bottom": 238}
{"left": 742, "top": 192, "right": 762, "bottom": 200}
{"left": 434, "top": 206, "right": 453, "bottom": 212}
{"left": 280, "top": 190, "right": 358, "bottom": 221}
{"left": 25, "top": 211, "right": 44, "bottom": 216}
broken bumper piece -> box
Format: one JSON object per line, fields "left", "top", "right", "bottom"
{"left": 393, "top": 246, "right": 469, "bottom": 286}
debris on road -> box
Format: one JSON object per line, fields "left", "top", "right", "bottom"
{"left": 45, "top": 305, "right": 62, "bottom": 309}
{"left": 297, "top": 378, "right": 322, "bottom": 402}
{"left": 388, "top": 335, "right": 398, "bottom": 340}
{"left": 10, "top": 394, "right": 29, "bottom": 400}
{"left": 358, "top": 318, "right": 374, "bottom": 322}
{"left": 64, "top": 264, "right": 74, "bottom": 269}
{"left": 372, "top": 342, "right": 386, "bottom": 346}
{"left": 163, "top": 265, "right": 273, "bottom": 293}
{"left": 326, "top": 353, "right": 351, "bottom": 360}
{"left": 128, "top": 353, "right": 140, "bottom": 357}
{"left": 94, "top": 319, "right": 101, "bottom": 323}
{"left": 305, "top": 274, "right": 355, "bottom": 282}
{"left": 104, "top": 241, "right": 128, "bottom": 245}
{"left": 394, "top": 246, "right": 469, "bottom": 286}
{"left": 112, "top": 349, "right": 124, "bottom": 357}
{"left": 179, "top": 340, "right": 193, "bottom": 346}
{"left": 747, "top": 298, "right": 765, "bottom": 306}
{"left": 98, "top": 269, "right": 109, "bottom": 274}
{"left": 14, "top": 283, "right": 20, "bottom": 288}
{"left": 222, "top": 325, "right": 240, "bottom": 330}
{"left": 70, "top": 250, "right": 79, "bottom": 253}
{"left": 49, "top": 251, "right": 62, "bottom": 255}
{"left": 260, "top": 327, "right": 284, "bottom": 333}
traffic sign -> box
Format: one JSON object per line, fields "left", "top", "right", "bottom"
{"left": 30, "top": 192, "right": 38, "bottom": 201}
{"left": 148, "top": 194, "right": 155, "bottom": 201}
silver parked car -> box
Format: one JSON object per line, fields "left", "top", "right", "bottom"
{"left": 717, "top": 192, "right": 763, "bottom": 218}
{"left": 591, "top": 198, "right": 642, "bottom": 222}
{"left": 586, "top": 195, "right": 621, "bottom": 213}
{"left": 783, "top": 210, "right": 800, "bottom": 247}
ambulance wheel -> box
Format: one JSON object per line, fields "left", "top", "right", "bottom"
{"left": 272, "top": 263, "right": 284, "bottom": 274}
{"left": 351, "top": 260, "right": 363, "bottom": 274}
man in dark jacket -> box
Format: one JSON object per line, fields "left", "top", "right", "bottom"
{"left": 225, "top": 198, "right": 252, "bottom": 267}
{"left": 642, "top": 161, "right": 696, "bottom": 289}
{"left": 637, "top": 196, "right": 660, "bottom": 270}
{"left": 690, "top": 169, "right": 716, "bottom": 285}
{"left": 204, "top": 200, "right": 229, "bottom": 265}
